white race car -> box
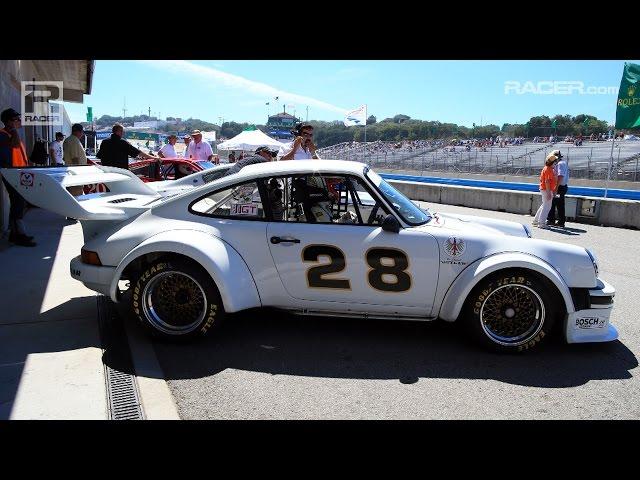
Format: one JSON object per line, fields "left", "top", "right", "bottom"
{"left": 2, "top": 161, "right": 617, "bottom": 352}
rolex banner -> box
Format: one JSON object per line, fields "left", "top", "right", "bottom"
{"left": 615, "top": 62, "right": 640, "bottom": 130}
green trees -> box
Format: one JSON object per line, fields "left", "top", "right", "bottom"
{"left": 90, "top": 112, "right": 613, "bottom": 148}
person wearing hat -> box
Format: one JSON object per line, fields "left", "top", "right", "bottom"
{"left": 547, "top": 149, "right": 569, "bottom": 228}
{"left": 185, "top": 129, "right": 213, "bottom": 161}
{"left": 532, "top": 152, "right": 558, "bottom": 229}
{"left": 0, "top": 108, "right": 35, "bottom": 246}
{"left": 158, "top": 134, "right": 178, "bottom": 158}
{"left": 221, "top": 146, "right": 284, "bottom": 178}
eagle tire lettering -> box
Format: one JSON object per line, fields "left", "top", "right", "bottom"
{"left": 131, "top": 258, "right": 224, "bottom": 339}
{"left": 464, "top": 269, "right": 558, "bottom": 353}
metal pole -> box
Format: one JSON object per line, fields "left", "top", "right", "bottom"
{"left": 364, "top": 123, "right": 367, "bottom": 162}
{"left": 604, "top": 130, "right": 615, "bottom": 198}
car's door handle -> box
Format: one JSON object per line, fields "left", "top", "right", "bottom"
{"left": 270, "top": 236, "right": 301, "bottom": 244}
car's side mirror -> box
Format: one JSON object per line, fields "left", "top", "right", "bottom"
{"left": 381, "top": 214, "right": 401, "bottom": 233}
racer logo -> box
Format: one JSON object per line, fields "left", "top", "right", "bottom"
{"left": 20, "top": 172, "right": 34, "bottom": 187}
{"left": 445, "top": 237, "right": 465, "bottom": 257}
{"left": 21, "top": 81, "right": 64, "bottom": 126}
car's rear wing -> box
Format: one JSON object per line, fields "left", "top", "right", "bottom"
{"left": 0, "top": 165, "right": 161, "bottom": 221}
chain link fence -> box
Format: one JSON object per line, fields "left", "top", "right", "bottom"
{"left": 317, "top": 141, "right": 640, "bottom": 182}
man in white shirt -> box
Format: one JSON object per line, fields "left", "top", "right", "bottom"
{"left": 547, "top": 149, "right": 569, "bottom": 228}
{"left": 49, "top": 132, "right": 64, "bottom": 166}
{"left": 279, "top": 123, "right": 318, "bottom": 160}
{"left": 158, "top": 134, "right": 178, "bottom": 158}
{"left": 185, "top": 130, "right": 214, "bottom": 161}
{"left": 181, "top": 135, "right": 191, "bottom": 158}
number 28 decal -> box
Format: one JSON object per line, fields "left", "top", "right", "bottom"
{"left": 301, "top": 244, "right": 411, "bottom": 292}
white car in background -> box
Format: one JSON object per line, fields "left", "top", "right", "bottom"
{"left": 2, "top": 161, "right": 616, "bottom": 352}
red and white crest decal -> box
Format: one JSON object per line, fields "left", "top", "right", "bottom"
{"left": 445, "top": 237, "right": 465, "bottom": 257}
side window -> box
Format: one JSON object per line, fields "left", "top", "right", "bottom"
{"left": 190, "top": 181, "right": 266, "bottom": 220}
{"left": 275, "top": 174, "right": 390, "bottom": 226}
{"left": 161, "top": 163, "right": 176, "bottom": 180}
{"left": 130, "top": 161, "right": 152, "bottom": 179}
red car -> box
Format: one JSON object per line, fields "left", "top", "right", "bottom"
{"left": 84, "top": 157, "right": 218, "bottom": 193}
{"left": 129, "top": 158, "right": 218, "bottom": 182}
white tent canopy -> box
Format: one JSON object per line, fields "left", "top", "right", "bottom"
{"left": 217, "top": 128, "right": 284, "bottom": 151}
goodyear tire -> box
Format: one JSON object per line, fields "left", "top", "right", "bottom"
{"left": 131, "top": 258, "right": 223, "bottom": 340}
{"left": 463, "top": 269, "right": 559, "bottom": 353}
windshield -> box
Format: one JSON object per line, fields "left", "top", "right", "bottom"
{"left": 196, "top": 161, "right": 216, "bottom": 170}
{"left": 365, "top": 167, "right": 432, "bottom": 226}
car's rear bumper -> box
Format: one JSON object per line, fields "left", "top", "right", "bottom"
{"left": 70, "top": 255, "right": 116, "bottom": 297}
{"left": 566, "top": 278, "right": 617, "bottom": 344}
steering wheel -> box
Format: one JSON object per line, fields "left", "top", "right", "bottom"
{"left": 367, "top": 204, "right": 380, "bottom": 225}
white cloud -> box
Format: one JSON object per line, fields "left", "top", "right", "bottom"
{"left": 136, "top": 60, "right": 349, "bottom": 115}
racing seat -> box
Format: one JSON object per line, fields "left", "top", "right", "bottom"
{"left": 291, "top": 177, "right": 332, "bottom": 223}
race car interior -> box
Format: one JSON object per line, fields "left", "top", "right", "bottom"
{"left": 189, "top": 173, "right": 391, "bottom": 226}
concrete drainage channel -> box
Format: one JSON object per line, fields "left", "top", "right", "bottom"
{"left": 97, "top": 296, "right": 144, "bottom": 420}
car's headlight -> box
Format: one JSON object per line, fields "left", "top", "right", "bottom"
{"left": 585, "top": 248, "right": 599, "bottom": 277}
{"left": 522, "top": 224, "right": 532, "bottom": 238}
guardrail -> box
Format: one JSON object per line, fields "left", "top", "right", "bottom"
{"left": 387, "top": 178, "right": 640, "bottom": 230}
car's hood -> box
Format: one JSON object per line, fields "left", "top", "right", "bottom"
{"left": 427, "top": 211, "right": 529, "bottom": 238}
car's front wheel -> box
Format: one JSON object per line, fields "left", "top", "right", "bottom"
{"left": 463, "top": 269, "right": 560, "bottom": 353}
{"left": 131, "top": 258, "right": 223, "bottom": 340}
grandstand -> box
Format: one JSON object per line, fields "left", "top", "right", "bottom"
{"left": 316, "top": 140, "right": 640, "bottom": 182}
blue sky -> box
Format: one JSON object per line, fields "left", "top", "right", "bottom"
{"left": 64, "top": 60, "right": 639, "bottom": 128}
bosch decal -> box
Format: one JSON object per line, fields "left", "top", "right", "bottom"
{"left": 575, "top": 317, "right": 606, "bottom": 329}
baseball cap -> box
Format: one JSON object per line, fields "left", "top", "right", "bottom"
{"left": 1, "top": 108, "right": 20, "bottom": 123}
{"left": 255, "top": 146, "right": 279, "bottom": 156}
{"left": 552, "top": 149, "right": 563, "bottom": 158}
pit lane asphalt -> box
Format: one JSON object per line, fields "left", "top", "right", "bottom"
{"left": 143, "top": 202, "right": 640, "bottom": 419}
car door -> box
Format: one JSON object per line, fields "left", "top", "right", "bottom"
{"left": 265, "top": 173, "right": 440, "bottom": 313}
{"left": 189, "top": 178, "right": 275, "bottom": 294}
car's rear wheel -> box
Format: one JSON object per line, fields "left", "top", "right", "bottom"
{"left": 463, "top": 269, "right": 559, "bottom": 353}
{"left": 131, "top": 258, "right": 223, "bottom": 340}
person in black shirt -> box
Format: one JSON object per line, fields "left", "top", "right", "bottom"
{"left": 222, "top": 146, "right": 283, "bottom": 177}
{"left": 96, "top": 123, "right": 159, "bottom": 169}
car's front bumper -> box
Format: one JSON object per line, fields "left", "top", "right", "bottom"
{"left": 566, "top": 278, "right": 617, "bottom": 344}
{"left": 70, "top": 255, "right": 116, "bottom": 297}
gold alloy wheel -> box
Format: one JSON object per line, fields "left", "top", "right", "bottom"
{"left": 479, "top": 284, "right": 545, "bottom": 346}
{"left": 142, "top": 271, "right": 207, "bottom": 335}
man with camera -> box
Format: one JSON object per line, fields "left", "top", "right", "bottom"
{"left": 280, "top": 123, "right": 318, "bottom": 160}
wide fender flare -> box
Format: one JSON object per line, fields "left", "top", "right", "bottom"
{"left": 437, "top": 252, "right": 575, "bottom": 322}
{"left": 109, "top": 230, "right": 261, "bottom": 312}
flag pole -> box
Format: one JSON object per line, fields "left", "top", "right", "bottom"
{"left": 604, "top": 128, "right": 615, "bottom": 199}
{"left": 363, "top": 104, "right": 367, "bottom": 163}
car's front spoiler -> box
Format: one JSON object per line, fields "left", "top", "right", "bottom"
{"left": 70, "top": 255, "right": 116, "bottom": 297}
{"left": 566, "top": 278, "right": 618, "bottom": 344}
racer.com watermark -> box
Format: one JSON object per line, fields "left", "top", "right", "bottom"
{"left": 20, "top": 81, "right": 63, "bottom": 126}
{"left": 504, "top": 81, "right": 618, "bottom": 95}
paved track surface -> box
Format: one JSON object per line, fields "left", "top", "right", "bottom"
{"left": 150, "top": 203, "right": 639, "bottom": 419}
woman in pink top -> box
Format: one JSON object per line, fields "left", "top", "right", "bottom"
{"left": 532, "top": 154, "right": 558, "bottom": 229}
